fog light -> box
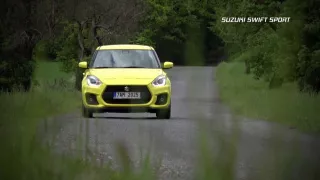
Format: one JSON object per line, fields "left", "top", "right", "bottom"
{"left": 85, "top": 93, "right": 98, "bottom": 105}
{"left": 155, "top": 93, "right": 168, "bottom": 105}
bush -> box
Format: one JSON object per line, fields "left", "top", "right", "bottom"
{"left": 43, "top": 39, "right": 63, "bottom": 60}
{"left": 297, "top": 48, "right": 320, "bottom": 93}
{"left": 216, "top": 62, "right": 320, "bottom": 132}
{"left": 55, "top": 23, "right": 79, "bottom": 73}
{"left": 0, "top": 49, "right": 35, "bottom": 92}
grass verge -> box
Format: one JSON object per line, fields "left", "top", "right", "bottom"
{"left": 0, "top": 60, "right": 83, "bottom": 179}
{"left": 216, "top": 62, "right": 320, "bottom": 133}
{"left": 1, "top": 60, "right": 316, "bottom": 180}
{"left": 0, "top": 88, "right": 83, "bottom": 179}
{"left": 0, "top": 83, "right": 162, "bottom": 180}
{"left": 0, "top": 60, "right": 158, "bottom": 180}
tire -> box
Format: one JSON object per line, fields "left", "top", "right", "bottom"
{"left": 156, "top": 104, "right": 171, "bottom": 119}
{"left": 82, "top": 104, "right": 93, "bottom": 118}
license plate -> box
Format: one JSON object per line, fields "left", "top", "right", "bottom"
{"left": 113, "top": 92, "right": 141, "bottom": 99}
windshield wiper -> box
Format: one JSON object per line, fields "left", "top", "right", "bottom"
{"left": 93, "top": 66, "right": 112, "bottom": 68}
{"left": 120, "top": 66, "right": 146, "bottom": 68}
{"left": 93, "top": 66, "right": 147, "bottom": 68}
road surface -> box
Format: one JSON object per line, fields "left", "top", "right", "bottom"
{"left": 43, "top": 67, "right": 320, "bottom": 180}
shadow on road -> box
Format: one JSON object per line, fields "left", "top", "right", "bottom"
{"left": 92, "top": 114, "right": 189, "bottom": 121}
{"left": 94, "top": 116, "right": 157, "bottom": 120}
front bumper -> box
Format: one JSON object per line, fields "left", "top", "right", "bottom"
{"left": 82, "top": 83, "right": 171, "bottom": 113}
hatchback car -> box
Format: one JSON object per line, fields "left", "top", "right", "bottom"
{"left": 79, "top": 44, "right": 173, "bottom": 119}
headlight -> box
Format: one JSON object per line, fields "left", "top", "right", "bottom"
{"left": 152, "top": 75, "right": 166, "bottom": 87}
{"left": 86, "top": 75, "right": 102, "bottom": 87}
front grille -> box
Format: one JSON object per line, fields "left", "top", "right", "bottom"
{"left": 102, "top": 85, "right": 152, "bottom": 104}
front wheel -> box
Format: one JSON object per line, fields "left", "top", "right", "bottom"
{"left": 156, "top": 104, "right": 171, "bottom": 119}
{"left": 82, "top": 104, "right": 93, "bottom": 118}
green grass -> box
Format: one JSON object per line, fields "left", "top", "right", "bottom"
{"left": 0, "top": 88, "right": 83, "bottom": 180}
{"left": 0, "top": 60, "right": 160, "bottom": 180}
{"left": 0, "top": 60, "right": 83, "bottom": 180}
{"left": 0, "top": 88, "right": 159, "bottom": 180}
{"left": 0, "top": 60, "right": 239, "bottom": 180}
{"left": 31, "top": 61, "right": 75, "bottom": 91}
{"left": 1, "top": 60, "right": 317, "bottom": 180}
{"left": 216, "top": 62, "right": 320, "bottom": 133}
{"left": 34, "top": 61, "right": 71, "bottom": 80}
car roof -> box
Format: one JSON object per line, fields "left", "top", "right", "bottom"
{"left": 96, "top": 44, "right": 154, "bottom": 50}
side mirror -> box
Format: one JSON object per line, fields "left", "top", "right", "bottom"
{"left": 163, "top": 61, "right": 174, "bottom": 69}
{"left": 78, "top": 61, "right": 88, "bottom": 69}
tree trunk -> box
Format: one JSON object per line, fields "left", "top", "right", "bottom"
{"left": 245, "top": 59, "right": 250, "bottom": 74}
{"left": 77, "top": 21, "right": 85, "bottom": 60}
{"left": 75, "top": 67, "right": 83, "bottom": 91}
{"left": 75, "top": 21, "right": 86, "bottom": 91}
{"left": 91, "top": 15, "right": 103, "bottom": 54}
{"left": 268, "top": 73, "right": 283, "bottom": 89}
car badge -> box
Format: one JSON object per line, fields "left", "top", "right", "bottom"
{"left": 124, "top": 86, "right": 129, "bottom": 92}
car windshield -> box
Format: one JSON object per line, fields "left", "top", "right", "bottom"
{"left": 90, "top": 49, "right": 161, "bottom": 68}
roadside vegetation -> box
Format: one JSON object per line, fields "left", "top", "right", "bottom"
{"left": 0, "top": 61, "right": 80, "bottom": 179}
{"left": 0, "top": 0, "right": 319, "bottom": 179}
{"left": 0, "top": 60, "right": 238, "bottom": 179}
{"left": 213, "top": 0, "right": 320, "bottom": 133}
{"left": 216, "top": 62, "right": 320, "bottom": 133}
{"left": 0, "top": 62, "right": 305, "bottom": 179}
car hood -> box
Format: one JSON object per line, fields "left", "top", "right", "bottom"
{"left": 87, "top": 68, "right": 165, "bottom": 84}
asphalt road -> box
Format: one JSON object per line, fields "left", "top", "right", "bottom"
{"left": 45, "top": 67, "right": 320, "bottom": 180}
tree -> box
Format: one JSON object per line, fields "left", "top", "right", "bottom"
{"left": 296, "top": 0, "right": 320, "bottom": 92}
{"left": 0, "top": 0, "right": 42, "bottom": 92}
{"left": 132, "top": 0, "right": 223, "bottom": 65}
{"left": 59, "top": 0, "right": 146, "bottom": 90}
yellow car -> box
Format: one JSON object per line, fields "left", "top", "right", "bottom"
{"left": 78, "top": 44, "right": 174, "bottom": 119}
